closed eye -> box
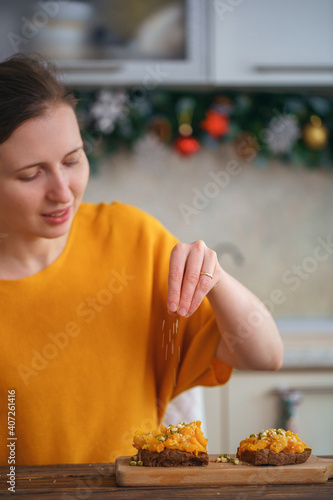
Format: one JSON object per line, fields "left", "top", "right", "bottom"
{"left": 19, "top": 172, "right": 40, "bottom": 182}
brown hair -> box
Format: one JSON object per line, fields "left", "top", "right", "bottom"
{"left": 0, "top": 54, "right": 77, "bottom": 144}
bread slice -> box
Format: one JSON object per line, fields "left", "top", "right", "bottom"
{"left": 138, "top": 448, "right": 209, "bottom": 467}
{"left": 237, "top": 447, "right": 311, "bottom": 466}
{"left": 133, "top": 421, "right": 208, "bottom": 466}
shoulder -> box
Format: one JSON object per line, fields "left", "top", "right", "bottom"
{"left": 74, "top": 202, "right": 177, "bottom": 244}
{"left": 76, "top": 201, "right": 164, "bottom": 228}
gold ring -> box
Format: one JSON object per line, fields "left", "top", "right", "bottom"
{"left": 200, "top": 272, "right": 213, "bottom": 279}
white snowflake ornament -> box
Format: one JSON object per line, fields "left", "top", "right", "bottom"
{"left": 265, "top": 114, "right": 300, "bottom": 155}
{"left": 90, "top": 90, "right": 128, "bottom": 133}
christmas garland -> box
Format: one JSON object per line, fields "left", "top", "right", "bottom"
{"left": 74, "top": 89, "right": 333, "bottom": 171}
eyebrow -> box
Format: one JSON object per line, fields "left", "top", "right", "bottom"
{"left": 14, "top": 145, "right": 84, "bottom": 172}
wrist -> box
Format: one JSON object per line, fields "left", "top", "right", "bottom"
{"left": 208, "top": 264, "right": 226, "bottom": 298}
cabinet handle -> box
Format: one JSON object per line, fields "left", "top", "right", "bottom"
{"left": 253, "top": 65, "right": 333, "bottom": 73}
{"left": 272, "top": 386, "right": 333, "bottom": 395}
{"left": 56, "top": 61, "right": 122, "bottom": 72}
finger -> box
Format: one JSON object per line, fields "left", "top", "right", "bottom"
{"left": 167, "top": 243, "right": 190, "bottom": 315}
{"left": 176, "top": 241, "right": 205, "bottom": 317}
{"left": 185, "top": 249, "right": 217, "bottom": 317}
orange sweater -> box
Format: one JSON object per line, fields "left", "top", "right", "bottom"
{"left": 0, "top": 202, "right": 232, "bottom": 465}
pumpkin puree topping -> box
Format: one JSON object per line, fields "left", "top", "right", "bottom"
{"left": 238, "top": 428, "right": 311, "bottom": 454}
{"left": 133, "top": 421, "right": 207, "bottom": 455}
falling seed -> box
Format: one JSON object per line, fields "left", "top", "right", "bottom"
{"left": 162, "top": 319, "right": 165, "bottom": 331}
{"left": 176, "top": 319, "right": 179, "bottom": 333}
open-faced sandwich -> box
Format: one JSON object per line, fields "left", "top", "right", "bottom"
{"left": 237, "top": 428, "right": 312, "bottom": 466}
{"left": 132, "top": 420, "right": 209, "bottom": 467}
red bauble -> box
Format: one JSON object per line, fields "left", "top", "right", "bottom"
{"left": 174, "top": 136, "right": 200, "bottom": 156}
{"left": 200, "top": 110, "right": 230, "bottom": 138}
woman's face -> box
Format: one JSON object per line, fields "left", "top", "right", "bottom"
{"left": 0, "top": 103, "right": 89, "bottom": 243}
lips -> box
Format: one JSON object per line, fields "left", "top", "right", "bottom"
{"left": 46, "top": 210, "right": 67, "bottom": 217}
{"left": 42, "top": 206, "right": 71, "bottom": 224}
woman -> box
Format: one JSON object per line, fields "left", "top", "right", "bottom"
{"left": 0, "top": 55, "right": 283, "bottom": 465}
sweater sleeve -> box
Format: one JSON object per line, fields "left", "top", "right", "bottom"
{"left": 137, "top": 206, "right": 233, "bottom": 422}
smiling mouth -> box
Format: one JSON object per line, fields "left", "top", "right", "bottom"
{"left": 41, "top": 207, "right": 72, "bottom": 222}
{"left": 43, "top": 207, "right": 70, "bottom": 216}
{"left": 46, "top": 210, "right": 68, "bottom": 217}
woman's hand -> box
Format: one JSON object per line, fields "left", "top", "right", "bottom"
{"left": 167, "top": 240, "right": 283, "bottom": 370}
{"left": 167, "top": 240, "right": 223, "bottom": 317}
{"left": 167, "top": 241, "right": 283, "bottom": 371}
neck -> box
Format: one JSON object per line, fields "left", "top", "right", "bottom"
{"left": 0, "top": 233, "right": 69, "bottom": 280}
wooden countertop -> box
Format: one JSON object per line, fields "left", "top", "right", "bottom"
{"left": 0, "top": 459, "right": 332, "bottom": 499}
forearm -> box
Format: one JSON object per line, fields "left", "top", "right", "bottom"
{"left": 208, "top": 268, "right": 284, "bottom": 371}
{"left": 167, "top": 240, "right": 283, "bottom": 370}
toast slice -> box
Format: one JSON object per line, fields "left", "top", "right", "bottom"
{"left": 237, "top": 446, "right": 312, "bottom": 466}
{"left": 132, "top": 421, "right": 208, "bottom": 467}
{"left": 138, "top": 448, "right": 209, "bottom": 467}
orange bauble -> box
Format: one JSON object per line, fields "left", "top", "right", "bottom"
{"left": 147, "top": 116, "right": 173, "bottom": 143}
{"left": 234, "top": 131, "right": 260, "bottom": 161}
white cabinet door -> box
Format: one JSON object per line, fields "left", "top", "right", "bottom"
{"left": 0, "top": 0, "right": 208, "bottom": 86}
{"left": 211, "top": 0, "right": 333, "bottom": 86}
{"left": 204, "top": 370, "right": 333, "bottom": 455}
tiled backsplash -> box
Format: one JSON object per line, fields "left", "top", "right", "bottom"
{"left": 83, "top": 144, "right": 333, "bottom": 318}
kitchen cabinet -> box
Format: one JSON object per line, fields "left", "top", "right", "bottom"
{"left": 0, "top": 0, "right": 208, "bottom": 86}
{"left": 2, "top": 0, "right": 333, "bottom": 87}
{"left": 204, "top": 369, "right": 333, "bottom": 455}
{"left": 211, "top": 0, "right": 333, "bottom": 86}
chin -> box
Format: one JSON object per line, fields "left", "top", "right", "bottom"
{"left": 40, "top": 220, "right": 73, "bottom": 240}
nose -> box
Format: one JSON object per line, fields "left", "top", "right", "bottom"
{"left": 45, "top": 167, "right": 72, "bottom": 204}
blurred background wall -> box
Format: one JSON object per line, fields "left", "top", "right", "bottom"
{"left": 84, "top": 145, "right": 333, "bottom": 318}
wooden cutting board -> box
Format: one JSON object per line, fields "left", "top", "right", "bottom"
{"left": 115, "top": 454, "right": 333, "bottom": 487}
